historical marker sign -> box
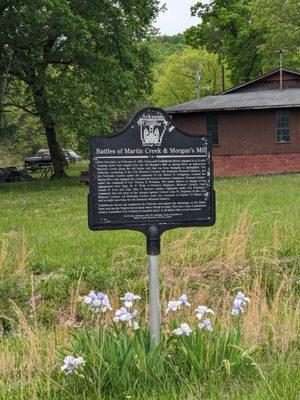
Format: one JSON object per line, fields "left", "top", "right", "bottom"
{"left": 88, "top": 107, "right": 215, "bottom": 345}
{"left": 88, "top": 107, "right": 215, "bottom": 241}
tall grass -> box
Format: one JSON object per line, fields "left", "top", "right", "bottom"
{"left": 1, "top": 172, "right": 299, "bottom": 275}
{"left": 0, "top": 172, "right": 299, "bottom": 398}
{"left": 0, "top": 210, "right": 299, "bottom": 338}
{"left": 0, "top": 214, "right": 299, "bottom": 399}
{"left": 0, "top": 291, "right": 258, "bottom": 399}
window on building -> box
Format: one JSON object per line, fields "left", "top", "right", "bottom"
{"left": 276, "top": 110, "right": 290, "bottom": 143}
{"left": 206, "top": 114, "right": 219, "bottom": 145}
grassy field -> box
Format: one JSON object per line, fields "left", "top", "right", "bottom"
{"left": 1, "top": 163, "right": 299, "bottom": 269}
{"left": 0, "top": 164, "right": 299, "bottom": 399}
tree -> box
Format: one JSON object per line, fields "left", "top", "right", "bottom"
{"left": 0, "top": 2, "right": 13, "bottom": 128}
{"left": 0, "top": 106, "right": 45, "bottom": 163}
{"left": 151, "top": 46, "right": 227, "bottom": 108}
{"left": 185, "top": 0, "right": 264, "bottom": 86}
{"left": 149, "top": 33, "right": 186, "bottom": 65}
{"left": 251, "top": 0, "right": 300, "bottom": 71}
{"left": 0, "top": 0, "right": 160, "bottom": 177}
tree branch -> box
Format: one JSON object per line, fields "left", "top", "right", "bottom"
{"left": 168, "top": 84, "right": 181, "bottom": 103}
{"left": 1, "top": 102, "right": 38, "bottom": 116}
{"left": 178, "top": 72, "right": 195, "bottom": 81}
{"left": 48, "top": 60, "right": 71, "bottom": 65}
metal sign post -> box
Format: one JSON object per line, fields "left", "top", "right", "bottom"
{"left": 88, "top": 108, "right": 215, "bottom": 348}
{"left": 148, "top": 254, "right": 160, "bottom": 345}
{"left": 147, "top": 226, "right": 161, "bottom": 345}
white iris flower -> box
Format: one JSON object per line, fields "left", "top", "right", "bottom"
{"left": 113, "top": 307, "right": 132, "bottom": 322}
{"left": 166, "top": 300, "right": 182, "bottom": 313}
{"left": 166, "top": 294, "right": 191, "bottom": 313}
{"left": 231, "top": 291, "right": 250, "bottom": 316}
{"left": 120, "top": 292, "right": 141, "bottom": 308}
{"left": 133, "top": 321, "right": 139, "bottom": 330}
{"left": 113, "top": 307, "right": 139, "bottom": 328}
{"left": 195, "top": 306, "right": 214, "bottom": 320}
{"left": 61, "top": 356, "right": 85, "bottom": 374}
{"left": 178, "top": 294, "right": 191, "bottom": 307}
{"left": 198, "top": 318, "right": 213, "bottom": 332}
{"left": 173, "top": 323, "right": 193, "bottom": 336}
{"left": 84, "top": 291, "right": 112, "bottom": 313}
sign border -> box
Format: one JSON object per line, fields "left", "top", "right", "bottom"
{"left": 88, "top": 107, "right": 216, "bottom": 236}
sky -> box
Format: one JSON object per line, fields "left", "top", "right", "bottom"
{"left": 154, "top": 0, "right": 200, "bottom": 36}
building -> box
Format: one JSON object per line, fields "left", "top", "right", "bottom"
{"left": 165, "top": 68, "right": 300, "bottom": 176}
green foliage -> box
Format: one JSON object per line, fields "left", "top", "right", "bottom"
{"left": 149, "top": 33, "right": 186, "bottom": 64}
{"left": 0, "top": 0, "right": 160, "bottom": 174}
{"left": 0, "top": 108, "right": 45, "bottom": 163}
{"left": 0, "top": 343, "right": 298, "bottom": 400}
{"left": 151, "top": 46, "right": 226, "bottom": 107}
{"left": 61, "top": 327, "right": 166, "bottom": 397}
{"left": 172, "top": 327, "right": 257, "bottom": 379}
{"left": 56, "top": 324, "right": 256, "bottom": 398}
{"left": 185, "top": 0, "right": 264, "bottom": 85}
{"left": 1, "top": 322, "right": 298, "bottom": 399}
{"left": 185, "top": 0, "right": 300, "bottom": 86}
{"left": 251, "top": 0, "right": 300, "bottom": 71}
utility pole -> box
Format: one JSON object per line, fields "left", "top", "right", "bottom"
{"left": 196, "top": 59, "right": 201, "bottom": 100}
{"left": 277, "top": 49, "right": 285, "bottom": 91}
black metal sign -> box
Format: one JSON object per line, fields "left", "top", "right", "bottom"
{"left": 88, "top": 108, "right": 215, "bottom": 253}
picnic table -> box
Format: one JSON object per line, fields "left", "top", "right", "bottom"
{"left": 24, "top": 160, "right": 53, "bottom": 180}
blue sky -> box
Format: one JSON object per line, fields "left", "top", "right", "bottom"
{"left": 154, "top": 0, "right": 201, "bottom": 35}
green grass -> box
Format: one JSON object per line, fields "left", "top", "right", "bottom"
{"left": 1, "top": 164, "right": 299, "bottom": 271}
{"left": 0, "top": 165, "right": 299, "bottom": 398}
{"left": 0, "top": 165, "right": 299, "bottom": 322}
{"left": 0, "top": 323, "right": 298, "bottom": 400}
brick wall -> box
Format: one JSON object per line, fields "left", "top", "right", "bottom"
{"left": 213, "top": 153, "right": 300, "bottom": 177}
{"left": 172, "top": 110, "right": 300, "bottom": 156}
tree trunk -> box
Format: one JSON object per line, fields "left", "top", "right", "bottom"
{"left": 0, "top": 46, "right": 5, "bottom": 128}
{"left": 0, "top": 71, "right": 3, "bottom": 128}
{"left": 33, "top": 87, "right": 66, "bottom": 178}
{"left": 44, "top": 119, "right": 67, "bottom": 178}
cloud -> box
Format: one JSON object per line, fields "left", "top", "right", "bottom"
{"left": 154, "top": 0, "right": 199, "bottom": 35}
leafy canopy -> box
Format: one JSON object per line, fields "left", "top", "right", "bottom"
{"left": 185, "top": 0, "right": 264, "bottom": 85}
{"left": 251, "top": 0, "right": 300, "bottom": 71}
{"left": 151, "top": 46, "right": 227, "bottom": 108}
{"left": 0, "top": 0, "right": 160, "bottom": 149}
{"left": 148, "top": 33, "right": 186, "bottom": 65}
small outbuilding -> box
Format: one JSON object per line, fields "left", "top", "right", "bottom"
{"left": 165, "top": 67, "right": 300, "bottom": 176}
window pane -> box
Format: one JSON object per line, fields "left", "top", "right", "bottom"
{"left": 276, "top": 111, "right": 290, "bottom": 142}
{"left": 206, "top": 114, "right": 219, "bottom": 145}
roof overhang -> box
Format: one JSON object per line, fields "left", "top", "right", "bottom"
{"left": 167, "top": 104, "right": 300, "bottom": 114}
{"left": 165, "top": 88, "right": 300, "bottom": 114}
